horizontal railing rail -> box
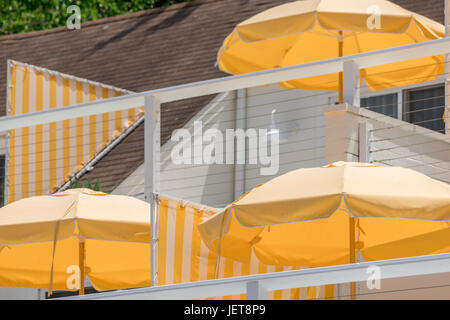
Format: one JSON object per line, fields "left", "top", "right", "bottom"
{"left": 2, "top": 38, "right": 450, "bottom": 131}
{"left": 56, "top": 253, "right": 450, "bottom": 300}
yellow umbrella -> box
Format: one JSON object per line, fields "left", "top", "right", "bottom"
{"left": 0, "top": 188, "right": 151, "bottom": 295}
{"left": 198, "top": 162, "right": 450, "bottom": 297}
{"left": 217, "top": 0, "right": 445, "bottom": 102}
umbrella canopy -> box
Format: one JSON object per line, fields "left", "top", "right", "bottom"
{"left": 198, "top": 162, "right": 450, "bottom": 267}
{"left": 0, "top": 188, "right": 151, "bottom": 294}
{"left": 217, "top": 0, "right": 445, "bottom": 93}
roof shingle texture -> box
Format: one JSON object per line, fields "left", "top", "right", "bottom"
{"left": 0, "top": 0, "right": 444, "bottom": 193}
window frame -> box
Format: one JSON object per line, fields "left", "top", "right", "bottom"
{"left": 402, "top": 83, "right": 446, "bottom": 133}
{"left": 358, "top": 73, "right": 446, "bottom": 134}
{"left": 360, "top": 92, "right": 399, "bottom": 119}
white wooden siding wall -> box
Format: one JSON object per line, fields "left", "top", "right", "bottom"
{"left": 159, "top": 92, "right": 236, "bottom": 206}
{"left": 357, "top": 272, "right": 450, "bottom": 300}
{"left": 243, "top": 84, "right": 329, "bottom": 194}
{"left": 113, "top": 85, "right": 331, "bottom": 207}
{"left": 113, "top": 92, "right": 237, "bottom": 207}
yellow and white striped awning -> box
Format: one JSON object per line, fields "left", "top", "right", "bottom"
{"left": 7, "top": 60, "right": 143, "bottom": 202}
{"left": 155, "top": 198, "right": 334, "bottom": 300}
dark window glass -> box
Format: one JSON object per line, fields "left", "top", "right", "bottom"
{"left": 46, "top": 287, "right": 99, "bottom": 299}
{"left": 361, "top": 93, "right": 398, "bottom": 119}
{"left": 404, "top": 85, "right": 445, "bottom": 133}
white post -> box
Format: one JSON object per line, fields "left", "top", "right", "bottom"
{"left": 359, "top": 120, "right": 372, "bottom": 163}
{"left": 234, "top": 89, "right": 247, "bottom": 199}
{"left": 323, "top": 105, "right": 361, "bottom": 163}
{"left": 246, "top": 281, "right": 268, "bottom": 300}
{"left": 4, "top": 60, "right": 12, "bottom": 205}
{"left": 343, "top": 60, "right": 360, "bottom": 107}
{"left": 144, "top": 95, "right": 161, "bottom": 287}
{"left": 445, "top": 0, "right": 449, "bottom": 135}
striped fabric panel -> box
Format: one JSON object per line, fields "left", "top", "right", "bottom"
{"left": 158, "top": 199, "right": 335, "bottom": 300}
{"left": 7, "top": 61, "right": 141, "bottom": 203}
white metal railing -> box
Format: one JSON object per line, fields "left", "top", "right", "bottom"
{"left": 1, "top": 38, "right": 450, "bottom": 131}
{"left": 55, "top": 253, "right": 450, "bottom": 300}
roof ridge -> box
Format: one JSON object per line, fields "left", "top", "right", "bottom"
{"left": 0, "top": 0, "right": 220, "bottom": 42}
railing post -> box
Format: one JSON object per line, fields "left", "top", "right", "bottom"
{"left": 359, "top": 120, "right": 372, "bottom": 163}
{"left": 234, "top": 89, "right": 247, "bottom": 199}
{"left": 246, "top": 281, "right": 268, "bottom": 300}
{"left": 323, "top": 105, "right": 361, "bottom": 163}
{"left": 446, "top": 0, "right": 449, "bottom": 135}
{"left": 343, "top": 60, "right": 360, "bottom": 107}
{"left": 144, "top": 95, "right": 161, "bottom": 287}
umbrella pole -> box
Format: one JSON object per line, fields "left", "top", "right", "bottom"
{"left": 79, "top": 239, "right": 85, "bottom": 295}
{"left": 338, "top": 31, "right": 344, "bottom": 104}
{"left": 349, "top": 217, "right": 356, "bottom": 300}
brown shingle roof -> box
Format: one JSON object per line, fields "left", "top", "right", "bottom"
{"left": 0, "top": 0, "right": 444, "bottom": 193}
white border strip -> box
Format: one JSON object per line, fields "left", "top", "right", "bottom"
{"left": 4, "top": 60, "right": 12, "bottom": 204}
{"left": 9, "top": 60, "right": 133, "bottom": 96}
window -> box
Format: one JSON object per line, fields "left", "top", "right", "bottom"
{"left": 404, "top": 85, "right": 445, "bottom": 133}
{"left": 361, "top": 93, "right": 398, "bottom": 119}
{"left": 0, "top": 155, "right": 4, "bottom": 207}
